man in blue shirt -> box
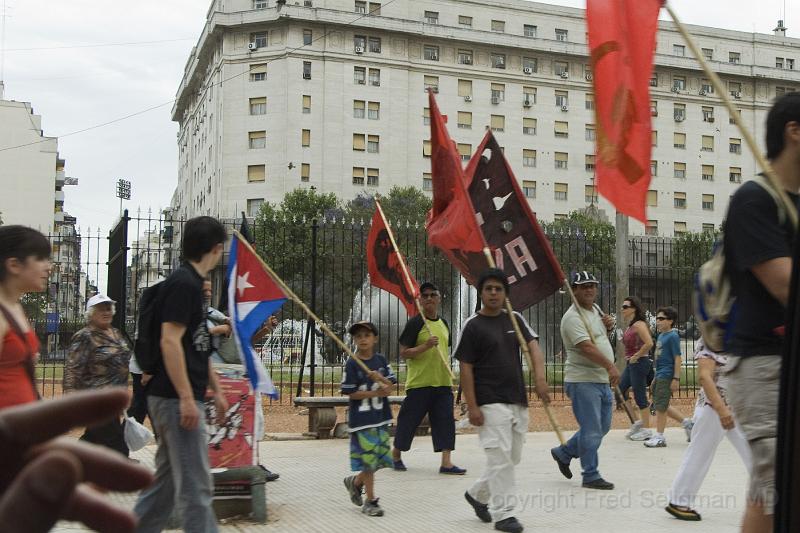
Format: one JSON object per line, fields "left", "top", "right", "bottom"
{"left": 644, "top": 306, "right": 691, "bottom": 448}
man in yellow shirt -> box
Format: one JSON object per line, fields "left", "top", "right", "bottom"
{"left": 391, "top": 282, "right": 465, "bottom": 475}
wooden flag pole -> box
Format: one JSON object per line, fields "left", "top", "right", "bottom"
{"left": 233, "top": 231, "right": 391, "bottom": 385}
{"left": 374, "top": 200, "right": 456, "bottom": 381}
{"left": 562, "top": 279, "right": 633, "bottom": 422}
{"left": 666, "top": 2, "right": 798, "bottom": 228}
{"left": 482, "top": 248, "right": 566, "bottom": 445}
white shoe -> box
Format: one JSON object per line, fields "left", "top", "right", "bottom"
{"left": 644, "top": 435, "right": 667, "bottom": 448}
{"left": 682, "top": 419, "right": 694, "bottom": 442}
{"left": 625, "top": 421, "right": 643, "bottom": 438}
{"left": 629, "top": 428, "right": 653, "bottom": 441}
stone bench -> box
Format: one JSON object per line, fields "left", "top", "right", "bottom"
{"left": 293, "top": 396, "right": 429, "bottom": 439}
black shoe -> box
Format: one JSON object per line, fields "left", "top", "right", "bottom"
{"left": 550, "top": 449, "right": 572, "bottom": 479}
{"left": 582, "top": 478, "right": 614, "bottom": 490}
{"left": 494, "top": 516, "right": 524, "bottom": 533}
{"left": 263, "top": 468, "right": 279, "bottom": 482}
{"left": 464, "top": 491, "right": 492, "bottom": 523}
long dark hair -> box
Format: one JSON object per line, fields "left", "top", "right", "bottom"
{"left": 624, "top": 296, "right": 647, "bottom": 326}
{"left": 0, "top": 226, "right": 51, "bottom": 282}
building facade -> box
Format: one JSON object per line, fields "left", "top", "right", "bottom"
{"left": 170, "top": 0, "right": 800, "bottom": 235}
{"left": 0, "top": 83, "right": 71, "bottom": 235}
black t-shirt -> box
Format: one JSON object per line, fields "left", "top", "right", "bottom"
{"left": 398, "top": 315, "right": 451, "bottom": 348}
{"left": 454, "top": 310, "right": 537, "bottom": 406}
{"left": 725, "top": 180, "right": 799, "bottom": 356}
{"left": 146, "top": 264, "right": 211, "bottom": 401}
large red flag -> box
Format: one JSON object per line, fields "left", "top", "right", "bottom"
{"left": 587, "top": 0, "right": 661, "bottom": 223}
{"left": 465, "top": 132, "right": 565, "bottom": 310}
{"left": 425, "top": 91, "right": 487, "bottom": 285}
{"left": 367, "top": 206, "right": 419, "bottom": 316}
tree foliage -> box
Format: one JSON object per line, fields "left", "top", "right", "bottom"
{"left": 542, "top": 210, "right": 616, "bottom": 277}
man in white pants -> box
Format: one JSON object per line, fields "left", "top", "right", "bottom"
{"left": 666, "top": 339, "right": 751, "bottom": 521}
{"left": 456, "top": 269, "right": 550, "bottom": 533}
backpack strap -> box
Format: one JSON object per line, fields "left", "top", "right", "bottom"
{"left": 753, "top": 175, "right": 789, "bottom": 226}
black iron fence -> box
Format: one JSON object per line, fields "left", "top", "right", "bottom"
{"left": 32, "top": 212, "right": 714, "bottom": 403}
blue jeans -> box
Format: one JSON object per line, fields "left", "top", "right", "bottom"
{"left": 552, "top": 382, "right": 613, "bottom": 483}
{"left": 134, "top": 396, "right": 218, "bottom": 533}
{"left": 619, "top": 358, "right": 652, "bottom": 409}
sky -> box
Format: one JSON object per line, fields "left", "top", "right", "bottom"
{"left": 0, "top": 0, "right": 797, "bottom": 235}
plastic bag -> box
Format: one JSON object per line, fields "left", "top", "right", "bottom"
{"left": 124, "top": 416, "right": 154, "bottom": 451}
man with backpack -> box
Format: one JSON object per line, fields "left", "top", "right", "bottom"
{"left": 134, "top": 216, "right": 229, "bottom": 533}
{"left": 723, "top": 93, "right": 800, "bottom": 533}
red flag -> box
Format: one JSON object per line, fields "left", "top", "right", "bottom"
{"left": 587, "top": 0, "right": 661, "bottom": 223}
{"left": 425, "top": 91, "right": 487, "bottom": 285}
{"left": 367, "top": 206, "right": 419, "bottom": 316}
{"left": 465, "top": 132, "right": 565, "bottom": 310}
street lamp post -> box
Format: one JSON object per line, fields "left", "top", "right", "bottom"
{"left": 116, "top": 179, "right": 131, "bottom": 216}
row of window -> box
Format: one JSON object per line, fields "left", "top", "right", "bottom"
{"left": 672, "top": 45, "right": 796, "bottom": 70}
{"left": 251, "top": 0, "right": 798, "bottom": 76}
{"left": 247, "top": 57, "right": 798, "bottom": 101}
{"left": 246, "top": 163, "right": 311, "bottom": 185}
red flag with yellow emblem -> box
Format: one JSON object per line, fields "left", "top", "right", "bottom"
{"left": 587, "top": 0, "right": 662, "bottom": 222}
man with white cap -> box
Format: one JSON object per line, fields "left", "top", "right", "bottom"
{"left": 551, "top": 271, "right": 619, "bottom": 490}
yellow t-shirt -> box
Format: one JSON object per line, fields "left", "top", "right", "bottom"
{"left": 399, "top": 315, "right": 452, "bottom": 389}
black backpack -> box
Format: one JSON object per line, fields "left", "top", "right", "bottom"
{"left": 134, "top": 281, "right": 164, "bottom": 373}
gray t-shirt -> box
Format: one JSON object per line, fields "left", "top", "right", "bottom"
{"left": 561, "top": 304, "right": 614, "bottom": 383}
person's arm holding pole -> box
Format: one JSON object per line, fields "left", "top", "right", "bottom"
{"left": 482, "top": 248, "right": 564, "bottom": 445}
{"left": 375, "top": 200, "right": 455, "bottom": 380}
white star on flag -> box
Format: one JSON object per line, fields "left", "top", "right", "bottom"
{"left": 237, "top": 271, "right": 255, "bottom": 297}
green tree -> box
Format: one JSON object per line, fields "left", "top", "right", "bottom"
{"left": 542, "top": 209, "right": 615, "bottom": 277}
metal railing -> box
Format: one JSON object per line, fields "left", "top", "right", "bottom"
{"left": 32, "top": 213, "right": 712, "bottom": 403}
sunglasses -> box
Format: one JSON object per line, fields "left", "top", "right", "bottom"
{"left": 621, "top": 304, "right": 633, "bottom": 310}
{"left": 420, "top": 292, "right": 440, "bottom": 299}
{"left": 656, "top": 316, "right": 668, "bottom": 321}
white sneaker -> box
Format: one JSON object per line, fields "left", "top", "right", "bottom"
{"left": 644, "top": 435, "right": 667, "bottom": 448}
{"left": 629, "top": 428, "right": 653, "bottom": 441}
{"left": 682, "top": 419, "right": 694, "bottom": 442}
{"left": 625, "top": 421, "right": 643, "bottom": 439}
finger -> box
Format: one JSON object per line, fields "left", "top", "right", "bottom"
{"left": 28, "top": 438, "right": 153, "bottom": 492}
{"left": 0, "top": 450, "right": 81, "bottom": 533}
{"left": 63, "top": 484, "right": 138, "bottom": 533}
{"left": 0, "top": 389, "right": 130, "bottom": 448}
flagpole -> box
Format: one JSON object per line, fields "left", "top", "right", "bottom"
{"left": 561, "top": 279, "right": 634, "bottom": 422}
{"left": 665, "top": 2, "right": 798, "bottom": 228}
{"left": 233, "top": 231, "right": 391, "bottom": 385}
{"left": 374, "top": 200, "right": 456, "bottom": 381}
{"left": 482, "top": 248, "right": 565, "bottom": 446}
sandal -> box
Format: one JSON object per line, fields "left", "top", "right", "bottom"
{"left": 665, "top": 503, "right": 701, "bottom": 521}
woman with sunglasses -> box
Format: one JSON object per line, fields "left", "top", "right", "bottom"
{"left": 618, "top": 297, "right": 654, "bottom": 441}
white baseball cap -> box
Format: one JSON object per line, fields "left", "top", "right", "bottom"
{"left": 86, "top": 294, "right": 115, "bottom": 312}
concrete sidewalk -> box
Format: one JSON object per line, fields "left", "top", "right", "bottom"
{"left": 56, "top": 427, "right": 748, "bottom": 532}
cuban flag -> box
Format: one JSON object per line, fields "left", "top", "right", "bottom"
{"left": 227, "top": 233, "right": 284, "bottom": 399}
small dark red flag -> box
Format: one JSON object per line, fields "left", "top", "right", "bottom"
{"left": 425, "top": 91, "right": 487, "bottom": 285}
{"left": 367, "top": 206, "right": 419, "bottom": 316}
{"left": 587, "top": 0, "right": 661, "bottom": 222}
{"left": 465, "top": 132, "right": 565, "bottom": 310}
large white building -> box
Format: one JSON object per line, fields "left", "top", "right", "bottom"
{"left": 170, "top": 0, "right": 800, "bottom": 235}
{"left": 0, "top": 82, "right": 70, "bottom": 235}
